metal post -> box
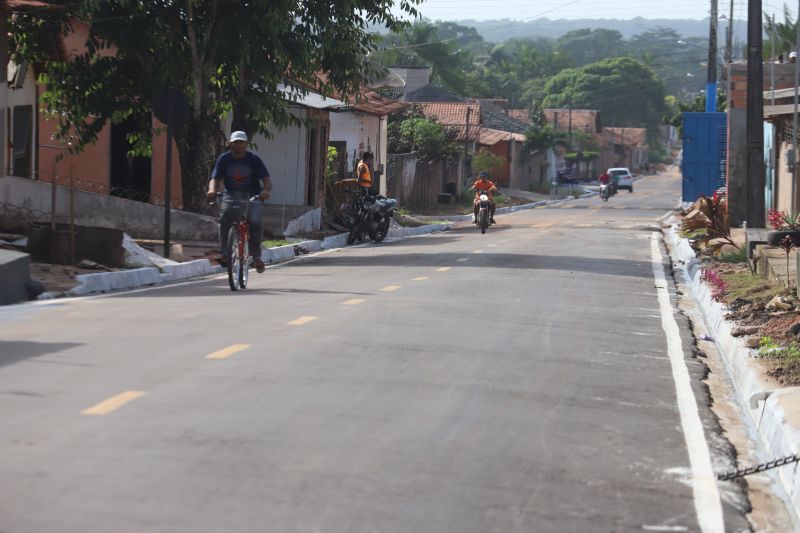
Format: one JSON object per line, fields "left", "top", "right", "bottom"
{"left": 746, "top": 0, "right": 766, "bottom": 227}
{"left": 771, "top": 15, "right": 776, "bottom": 105}
{"left": 163, "top": 92, "right": 173, "bottom": 259}
{"left": 726, "top": 0, "right": 735, "bottom": 64}
{"left": 707, "top": 0, "right": 719, "bottom": 112}
{"left": 792, "top": 0, "right": 800, "bottom": 212}
{"left": 464, "top": 106, "right": 472, "bottom": 184}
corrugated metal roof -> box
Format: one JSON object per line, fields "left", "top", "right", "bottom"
{"left": 478, "top": 128, "right": 526, "bottom": 146}
{"left": 404, "top": 84, "right": 463, "bottom": 103}
{"left": 279, "top": 83, "right": 349, "bottom": 110}
{"left": 352, "top": 91, "right": 409, "bottom": 116}
{"left": 479, "top": 100, "right": 530, "bottom": 134}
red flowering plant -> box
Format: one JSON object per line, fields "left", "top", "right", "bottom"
{"left": 768, "top": 209, "right": 800, "bottom": 230}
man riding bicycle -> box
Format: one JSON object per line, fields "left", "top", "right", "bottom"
{"left": 206, "top": 131, "right": 271, "bottom": 273}
{"left": 471, "top": 171, "right": 498, "bottom": 224}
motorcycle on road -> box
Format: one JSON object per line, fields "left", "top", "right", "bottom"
{"left": 600, "top": 184, "right": 610, "bottom": 202}
{"left": 476, "top": 193, "right": 492, "bottom": 234}
{"left": 346, "top": 192, "right": 398, "bottom": 244}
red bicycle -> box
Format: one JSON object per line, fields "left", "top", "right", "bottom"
{"left": 216, "top": 195, "right": 261, "bottom": 291}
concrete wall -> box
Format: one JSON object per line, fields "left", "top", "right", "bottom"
{"left": 727, "top": 62, "right": 797, "bottom": 225}
{"left": 38, "top": 112, "right": 111, "bottom": 188}
{"left": 0, "top": 249, "right": 30, "bottom": 305}
{"left": 0, "top": 175, "right": 217, "bottom": 241}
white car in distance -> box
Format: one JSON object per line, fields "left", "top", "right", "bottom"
{"left": 608, "top": 167, "right": 634, "bottom": 193}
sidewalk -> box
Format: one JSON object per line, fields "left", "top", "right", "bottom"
{"left": 667, "top": 224, "right": 800, "bottom": 523}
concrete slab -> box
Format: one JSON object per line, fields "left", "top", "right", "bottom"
{"left": 0, "top": 249, "right": 31, "bottom": 305}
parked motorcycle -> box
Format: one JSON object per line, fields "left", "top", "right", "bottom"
{"left": 346, "top": 192, "right": 398, "bottom": 244}
{"left": 600, "top": 184, "right": 610, "bottom": 202}
{"left": 476, "top": 193, "right": 492, "bottom": 234}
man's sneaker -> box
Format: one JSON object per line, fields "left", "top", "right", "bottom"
{"left": 254, "top": 258, "right": 266, "bottom": 273}
{"left": 490, "top": 217, "right": 496, "bottom": 224}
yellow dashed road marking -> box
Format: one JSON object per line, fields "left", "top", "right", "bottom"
{"left": 82, "top": 391, "right": 146, "bottom": 415}
{"left": 456, "top": 258, "right": 469, "bottom": 262}
{"left": 531, "top": 223, "right": 554, "bottom": 229}
{"left": 413, "top": 276, "right": 430, "bottom": 281}
{"left": 341, "top": 299, "right": 366, "bottom": 305}
{"left": 206, "top": 343, "right": 251, "bottom": 360}
{"left": 436, "top": 267, "right": 452, "bottom": 272}
{"left": 472, "top": 250, "right": 485, "bottom": 254}
{"left": 381, "top": 285, "right": 402, "bottom": 292}
{"left": 288, "top": 316, "right": 318, "bottom": 326}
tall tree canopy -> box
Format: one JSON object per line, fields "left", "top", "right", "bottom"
{"left": 12, "top": 0, "right": 420, "bottom": 211}
{"left": 554, "top": 28, "right": 626, "bottom": 67}
{"left": 542, "top": 57, "right": 666, "bottom": 143}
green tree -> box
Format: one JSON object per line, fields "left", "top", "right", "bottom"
{"left": 764, "top": 4, "right": 798, "bottom": 59}
{"left": 555, "top": 28, "right": 626, "bottom": 67}
{"left": 397, "top": 117, "right": 461, "bottom": 161}
{"left": 473, "top": 149, "right": 506, "bottom": 176}
{"left": 542, "top": 57, "right": 666, "bottom": 145}
{"left": 12, "top": 0, "right": 419, "bottom": 211}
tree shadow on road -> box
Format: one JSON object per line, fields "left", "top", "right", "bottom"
{"left": 295, "top": 252, "right": 653, "bottom": 278}
{"left": 0, "top": 341, "right": 83, "bottom": 368}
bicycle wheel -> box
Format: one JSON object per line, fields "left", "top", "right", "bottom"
{"left": 239, "top": 227, "right": 250, "bottom": 289}
{"left": 227, "top": 226, "right": 240, "bottom": 291}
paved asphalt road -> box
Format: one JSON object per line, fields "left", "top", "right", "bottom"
{"left": 1, "top": 171, "right": 752, "bottom": 532}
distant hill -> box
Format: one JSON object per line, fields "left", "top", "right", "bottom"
{"left": 437, "top": 17, "right": 746, "bottom": 43}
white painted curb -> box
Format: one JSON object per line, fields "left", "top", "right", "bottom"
{"left": 70, "top": 267, "right": 162, "bottom": 296}
{"left": 666, "top": 224, "right": 800, "bottom": 520}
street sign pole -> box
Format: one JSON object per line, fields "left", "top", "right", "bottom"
{"left": 164, "top": 92, "right": 173, "bottom": 259}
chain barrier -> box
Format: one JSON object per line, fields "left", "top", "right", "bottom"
{"left": 717, "top": 453, "right": 800, "bottom": 481}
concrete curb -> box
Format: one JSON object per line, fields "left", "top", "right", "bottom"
{"left": 666, "top": 224, "right": 800, "bottom": 520}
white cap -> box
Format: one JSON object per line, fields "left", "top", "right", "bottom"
{"left": 229, "top": 131, "right": 248, "bottom": 143}
{"left": 790, "top": 51, "right": 797, "bottom": 58}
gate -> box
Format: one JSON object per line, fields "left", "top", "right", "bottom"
{"left": 681, "top": 112, "right": 727, "bottom": 202}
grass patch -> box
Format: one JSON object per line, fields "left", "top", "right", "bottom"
{"left": 262, "top": 239, "right": 290, "bottom": 248}
{"left": 759, "top": 336, "right": 800, "bottom": 362}
{"left": 718, "top": 249, "right": 747, "bottom": 264}
{"left": 720, "top": 271, "right": 785, "bottom": 303}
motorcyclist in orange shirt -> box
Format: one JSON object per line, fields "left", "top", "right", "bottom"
{"left": 471, "top": 171, "right": 498, "bottom": 224}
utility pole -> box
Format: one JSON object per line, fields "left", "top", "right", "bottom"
{"left": 707, "top": 0, "right": 719, "bottom": 112}
{"left": 725, "top": 0, "right": 734, "bottom": 64}
{"left": 792, "top": 0, "right": 800, "bottom": 212}
{"left": 746, "top": 0, "right": 765, "bottom": 227}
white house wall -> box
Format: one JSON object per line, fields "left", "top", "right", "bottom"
{"left": 251, "top": 109, "right": 308, "bottom": 207}
{"left": 329, "top": 111, "right": 388, "bottom": 195}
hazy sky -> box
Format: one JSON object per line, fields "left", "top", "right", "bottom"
{"left": 394, "top": 0, "right": 786, "bottom": 23}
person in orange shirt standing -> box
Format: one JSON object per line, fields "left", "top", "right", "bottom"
{"left": 470, "top": 171, "right": 498, "bottom": 224}
{"left": 357, "top": 151, "right": 375, "bottom": 196}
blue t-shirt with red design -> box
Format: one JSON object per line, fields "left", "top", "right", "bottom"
{"left": 210, "top": 151, "right": 269, "bottom": 196}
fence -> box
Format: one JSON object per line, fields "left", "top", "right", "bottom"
{"left": 386, "top": 153, "right": 461, "bottom": 208}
